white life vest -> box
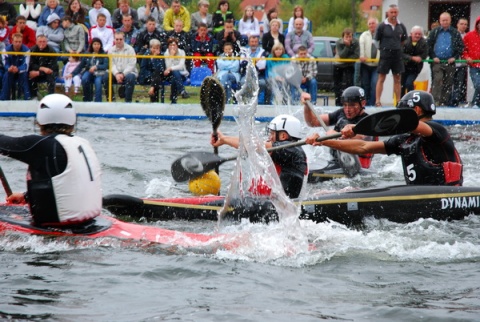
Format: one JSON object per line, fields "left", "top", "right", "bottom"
{"left": 51, "top": 135, "right": 102, "bottom": 223}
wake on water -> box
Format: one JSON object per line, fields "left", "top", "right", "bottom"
{"left": 2, "top": 58, "right": 480, "bottom": 267}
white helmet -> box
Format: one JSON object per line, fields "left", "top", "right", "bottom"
{"left": 37, "top": 94, "right": 76, "bottom": 126}
{"left": 268, "top": 114, "right": 302, "bottom": 139}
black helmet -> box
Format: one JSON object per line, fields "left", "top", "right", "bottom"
{"left": 341, "top": 86, "right": 366, "bottom": 105}
{"left": 397, "top": 90, "right": 436, "bottom": 115}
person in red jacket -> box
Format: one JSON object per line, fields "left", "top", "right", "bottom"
{"left": 9, "top": 15, "right": 36, "bottom": 48}
{"left": 463, "top": 16, "right": 480, "bottom": 108}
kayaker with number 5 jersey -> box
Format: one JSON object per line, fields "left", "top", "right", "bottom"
{"left": 1, "top": 94, "right": 102, "bottom": 227}
{"left": 306, "top": 90, "right": 463, "bottom": 186}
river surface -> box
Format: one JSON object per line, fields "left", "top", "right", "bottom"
{"left": 1, "top": 115, "right": 480, "bottom": 321}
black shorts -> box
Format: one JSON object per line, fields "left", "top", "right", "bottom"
{"left": 378, "top": 49, "right": 404, "bottom": 75}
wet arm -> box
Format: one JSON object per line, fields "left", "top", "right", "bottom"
{"left": 322, "top": 139, "right": 386, "bottom": 155}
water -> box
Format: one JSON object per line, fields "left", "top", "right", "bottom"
{"left": 1, "top": 116, "right": 480, "bottom": 321}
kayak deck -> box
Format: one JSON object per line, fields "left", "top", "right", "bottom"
{"left": 103, "top": 185, "right": 480, "bottom": 226}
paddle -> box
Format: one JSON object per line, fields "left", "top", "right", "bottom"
{"left": 0, "top": 166, "right": 12, "bottom": 197}
{"left": 102, "top": 194, "right": 230, "bottom": 221}
{"left": 278, "top": 63, "right": 362, "bottom": 177}
{"left": 200, "top": 76, "right": 226, "bottom": 163}
{"left": 171, "top": 108, "right": 419, "bottom": 182}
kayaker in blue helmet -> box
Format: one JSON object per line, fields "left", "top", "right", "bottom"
{"left": 306, "top": 90, "right": 463, "bottom": 186}
{"left": 211, "top": 114, "right": 307, "bottom": 198}
{"left": 2, "top": 94, "right": 102, "bottom": 227}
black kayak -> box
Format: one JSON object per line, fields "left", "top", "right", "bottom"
{"left": 103, "top": 185, "right": 480, "bottom": 226}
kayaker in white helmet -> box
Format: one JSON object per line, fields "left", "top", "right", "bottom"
{"left": 2, "top": 94, "right": 102, "bottom": 227}
{"left": 211, "top": 114, "right": 307, "bottom": 198}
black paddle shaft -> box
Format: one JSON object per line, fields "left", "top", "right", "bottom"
{"left": 171, "top": 109, "right": 419, "bottom": 182}
{"left": 278, "top": 64, "right": 362, "bottom": 177}
{"left": 0, "top": 166, "right": 12, "bottom": 197}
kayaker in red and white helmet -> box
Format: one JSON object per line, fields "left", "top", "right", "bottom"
{"left": 2, "top": 94, "right": 102, "bottom": 227}
{"left": 211, "top": 114, "right": 307, "bottom": 198}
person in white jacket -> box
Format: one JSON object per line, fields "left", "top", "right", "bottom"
{"left": 238, "top": 5, "right": 260, "bottom": 43}
{"left": 164, "top": 37, "right": 189, "bottom": 103}
{"left": 88, "top": 13, "right": 114, "bottom": 52}
{"left": 88, "top": 0, "right": 112, "bottom": 27}
{"left": 358, "top": 17, "right": 379, "bottom": 106}
{"left": 19, "top": 0, "right": 42, "bottom": 30}
{"left": 103, "top": 31, "right": 138, "bottom": 103}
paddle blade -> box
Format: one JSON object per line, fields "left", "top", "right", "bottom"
{"left": 200, "top": 76, "right": 225, "bottom": 131}
{"left": 171, "top": 152, "right": 227, "bottom": 182}
{"left": 335, "top": 151, "right": 361, "bottom": 178}
{"left": 354, "top": 109, "right": 419, "bottom": 136}
{"left": 273, "top": 63, "right": 302, "bottom": 88}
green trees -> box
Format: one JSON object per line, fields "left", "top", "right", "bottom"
{"left": 280, "top": 0, "right": 367, "bottom": 36}
{"left": 123, "top": 0, "right": 376, "bottom": 37}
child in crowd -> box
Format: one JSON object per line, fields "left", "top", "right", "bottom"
{"left": 140, "top": 39, "right": 166, "bottom": 103}
{"left": 19, "top": 0, "right": 42, "bottom": 30}
{"left": 0, "top": 17, "right": 10, "bottom": 51}
{"left": 191, "top": 22, "right": 215, "bottom": 73}
{"left": 63, "top": 56, "right": 82, "bottom": 94}
{"left": 238, "top": 5, "right": 260, "bottom": 43}
{"left": 216, "top": 42, "right": 240, "bottom": 103}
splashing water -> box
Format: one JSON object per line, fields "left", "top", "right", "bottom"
{"left": 217, "top": 56, "right": 301, "bottom": 230}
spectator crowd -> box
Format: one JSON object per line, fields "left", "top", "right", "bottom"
{"left": 0, "top": 1, "right": 476, "bottom": 107}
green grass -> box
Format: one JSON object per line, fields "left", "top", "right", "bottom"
{"left": 130, "top": 85, "right": 202, "bottom": 104}
{"left": 44, "top": 85, "right": 202, "bottom": 103}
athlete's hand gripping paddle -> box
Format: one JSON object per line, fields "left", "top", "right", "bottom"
{"left": 171, "top": 109, "right": 419, "bottom": 182}
{"left": 276, "top": 64, "right": 362, "bottom": 177}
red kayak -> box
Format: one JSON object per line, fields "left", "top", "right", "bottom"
{"left": 0, "top": 203, "right": 236, "bottom": 249}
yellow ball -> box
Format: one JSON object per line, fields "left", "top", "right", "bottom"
{"left": 188, "top": 170, "right": 221, "bottom": 196}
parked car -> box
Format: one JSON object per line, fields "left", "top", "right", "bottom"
{"left": 312, "top": 36, "right": 338, "bottom": 90}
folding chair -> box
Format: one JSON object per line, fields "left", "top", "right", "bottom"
{"left": 189, "top": 67, "right": 213, "bottom": 87}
